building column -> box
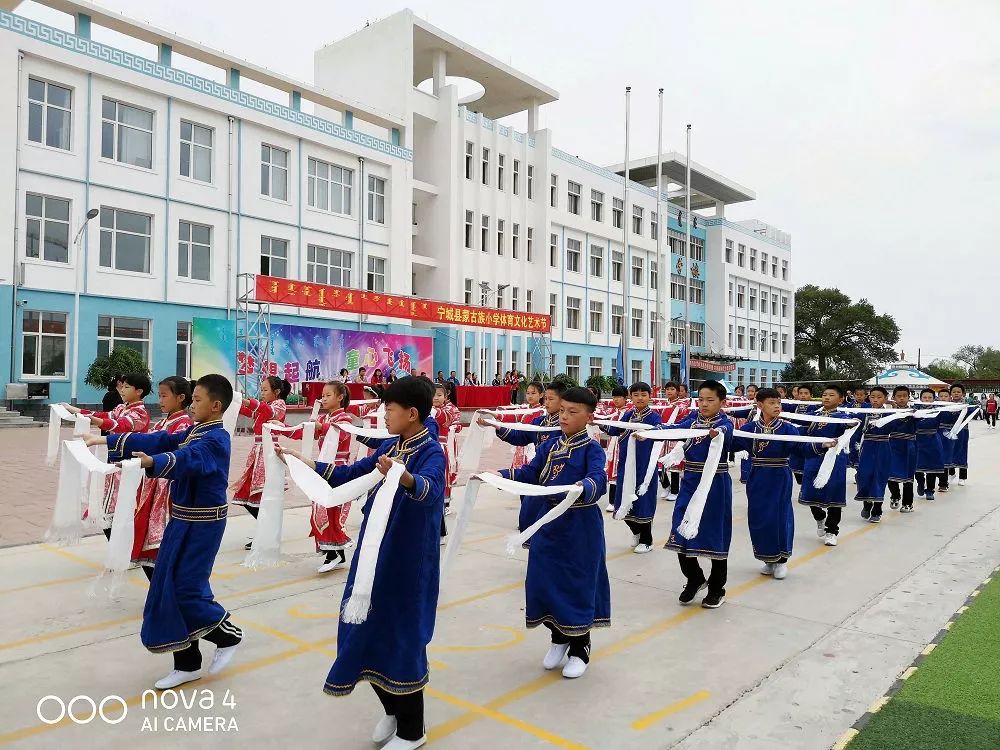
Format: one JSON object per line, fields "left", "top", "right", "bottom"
{"left": 527, "top": 98, "right": 540, "bottom": 132}
{"left": 432, "top": 49, "right": 447, "bottom": 95}
{"left": 715, "top": 200, "right": 725, "bottom": 218}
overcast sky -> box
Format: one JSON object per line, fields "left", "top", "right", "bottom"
{"left": 20, "top": 0, "right": 1000, "bottom": 364}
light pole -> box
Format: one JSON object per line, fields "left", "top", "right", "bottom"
{"left": 70, "top": 208, "right": 100, "bottom": 405}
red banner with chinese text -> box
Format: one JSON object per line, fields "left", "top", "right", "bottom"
{"left": 254, "top": 275, "right": 551, "bottom": 334}
{"left": 689, "top": 358, "right": 737, "bottom": 373}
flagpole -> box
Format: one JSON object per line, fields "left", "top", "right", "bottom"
{"left": 622, "top": 86, "right": 631, "bottom": 385}
{"left": 653, "top": 88, "right": 664, "bottom": 391}
{"left": 683, "top": 123, "right": 692, "bottom": 391}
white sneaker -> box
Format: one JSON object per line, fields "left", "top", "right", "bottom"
{"left": 958, "top": 479, "right": 967, "bottom": 486}
{"left": 317, "top": 558, "right": 346, "bottom": 573}
{"left": 667, "top": 493, "right": 679, "bottom": 501}
{"left": 816, "top": 518, "right": 827, "bottom": 538}
{"left": 562, "top": 656, "right": 588, "bottom": 679}
{"left": 760, "top": 562, "right": 775, "bottom": 576}
{"left": 773, "top": 563, "right": 788, "bottom": 579}
{"left": 633, "top": 543, "right": 653, "bottom": 554}
{"left": 207, "top": 643, "right": 241, "bottom": 675}
{"left": 542, "top": 642, "right": 570, "bottom": 670}
{"left": 154, "top": 669, "right": 200, "bottom": 689}
{"left": 444, "top": 506, "right": 453, "bottom": 516}
{"left": 383, "top": 735, "right": 427, "bottom": 750}
{"left": 605, "top": 502, "right": 615, "bottom": 513}
{"left": 372, "top": 713, "right": 397, "bottom": 744}
{"left": 631, "top": 533, "right": 640, "bottom": 547}
{"left": 823, "top": 533, "right": 838, "bottom": 547}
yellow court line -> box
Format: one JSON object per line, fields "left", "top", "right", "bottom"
{"left": 429, "top": 625, "right": 524, "bottom": 654}
{"left": 0, "top": 573, "right": 93, "bottom": 596}
{"left": 631, "top": 690, "right": 711, "bottom": 730}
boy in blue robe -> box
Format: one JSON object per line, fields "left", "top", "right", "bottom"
{"left": 281, "top": 376, "right": 443, "bottom": 750}
{"left": 887, "top": 386, "right": 917, "bottom": 510}
{"left": 784, "top": 385, "right": 815, "bottom": 485}
{"left": 797, "top": 384, "right": 854, "bottom": 546}
{"left": 914, "top": 388, "right": 945, "bottom": 504}
{"left": 947, "top": 383, "right": 971, "bottom": 486}
{"left": 848, "top": 387, "right": 871, "bottom": 470}
{"left": 936, "top": 389, "right": 959, "bottom": 492}
{"left": 605, "top": 382, "right": 662, "bottom": 553}
{"left": 496, "top": 386, "right": 609, "bottom": 679}
{"left": 853, "top": 386, "right": 893, "bottom": 522}
{"left": 84, "top": 374, "right": 242, "bottom": 690}
{"left": 657, "top": 380, "right": 734, "bottom": 608}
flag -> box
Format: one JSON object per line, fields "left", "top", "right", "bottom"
{"left": 615, "top": 339, "right": 625, "bottom": 386}
{"left": 680, "top": 343, "right": 689, "bottom": 390}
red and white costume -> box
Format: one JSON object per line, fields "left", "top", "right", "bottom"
{"left": 496, "top": 405, "right": 544, "bottom": 469}
{"left": 434, "top": 401, "right": 463, "bottom": 500}
{"left": 81, "top": 402, "right": 150, "bottom": 526}
{"left": 659, "top": 398, "right": 693, "bottom": 471}
{"left": 231, "top": 398, "right": 287, "bottom": 508}
{"left": 601, "top": 403, "right": 628, "bottom": 483}
{"left": 133, "top": 410, "right": 193, "bottom": 566}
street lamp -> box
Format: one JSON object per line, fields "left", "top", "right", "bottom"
{"left": 70, "top": 208, "right": 100, "bottom": 405}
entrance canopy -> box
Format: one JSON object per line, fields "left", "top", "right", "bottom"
{"left": 865, "top": 363, "right": 949, "bottom": 389}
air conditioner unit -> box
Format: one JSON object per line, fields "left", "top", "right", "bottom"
{"left": 5, "top": 383, "right": 28, "bottom": 399}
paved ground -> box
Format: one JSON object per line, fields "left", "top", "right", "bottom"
{"left": 0, "top": 425, "right": 997, "bottom": 749}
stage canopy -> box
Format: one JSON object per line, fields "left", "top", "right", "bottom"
{"left": 864, "top": 363, "right": 949, "bottom": 389}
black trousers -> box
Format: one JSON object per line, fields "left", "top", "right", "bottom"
{"left": 862, "top": 500, "right": 884, "bottom": 516}
{"left": 948, "top": 467, "right": 968, "bottom": 480}
{"left": 625, "top": 519, "right": 653, "bottom": 546}
{"left": 173, "top": 618, "right": 243, "bottom": 672}
{"left": 246, "top": 505, "right": 259, "bottom": 519}
{"left": 544, "top": 622, "right": 591, "bottom": 663}
{"left": 677, "top": 554, "right": 728, "bottom": 596}
{"left": 916, "top": 472, "right": 939, "bottom": 493}
{"left": 372, "top": 685, "right": 424, "bottom": 741}
{"left": 988, "top": 413, "right": 997, "bottom": 427}
{"left": 810, "top": 506, "right": 843, "bottom": 535}
{"left": 793, "top": 472, "right": 803, "bottom": 486}
{"left": 659, "top": 469, "right": 680, "bottom": 495}
{"left": 888, "top": 480, "right": 914, "bottom": 507}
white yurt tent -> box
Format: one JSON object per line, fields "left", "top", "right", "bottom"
{"left": 865, "top": 362, "right": 948, "bottom": 390}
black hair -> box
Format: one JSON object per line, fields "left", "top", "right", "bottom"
{"left": 698, "top": 380, "right": 727, "bottom": 400}
{"left": 629, "top": 381, "right": 651, "bottom": 394}
{"left": 756, "top": 387, "right": 781, "bottom": 402}
{"left": 264, "top": 375, "right": 291, "bottom": 400}
{"left": 383, "top": 375, "right": 434, "bottom": 421}
{"left": 853, "top": 386, "right": 869, "bottom": 393}
{"left": 545, "top": 381, "right": 567, "bottom": 396}
{"left": 562, "top": 386, "right": 598, "bottom": 412}
{"left": 892, "top": 385, "right": 910, "bottom": 396}
{"left": 121, "top": 372, "right": 153, "bottom": 398}
{"left": 920, "top": 388, "right": 935, "bottom": 398}
{"left": 587, "top": 385, "right": 602, "bottom": 400}
{"left": 611, "top": 386, "right": 628, "bottom": 399}
{"left": 107, "top": 375, "right": 121, "bottom": 390}
{"left": 665, "top": 381, "right": 679, "bottom": 390}
{"left": 870, "top": 386, "right": 889, "bottom": 397}
{"left": 678, "top": 383, "right": 689, "bottom": 391}
{"left": 196, "top": 374, "right": 234, "bottom": 412}
{"left": 525, "top": 381, "right": 544, "bottom": 395}
{"left": 324, "top": 380, "right": 350, "bottom": 408}
{"left": 159, "top": 375, "right": 192, "bottom": 406}
{"left": 747, "top": 384, "right": 759, "bottom": 392}
{"left": 950, "top": 382, "right": 966, "bottom": 394}
{"left": 823, "top": 383, "right": 846, "bottom": 398}
{"left": 435, "top": 381, "right": 456, "bottom": 403}
{"left": 798, "top": 384, "right": 814, "bottom": 395}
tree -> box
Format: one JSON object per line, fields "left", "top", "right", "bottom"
{"left": 794, "top": 285, "right": 900, "bottom": 379}
{"left": 780, "top": 355, "right": 818, "bottom": 385}
{"left": 952, "top": 345, "right": 1000, "bottom": 378}
{"left": 85, "top": 347, "right": 151, "bottom": 390}
{"left": 925, "top": 358, "right": 967, "bottom": 382}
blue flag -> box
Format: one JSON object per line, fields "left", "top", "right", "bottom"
{"left": 680, "top": 343, "right": 689, "bottom": 390}
{"left": 615, "top": 340, "right": 625, "bottom": 386}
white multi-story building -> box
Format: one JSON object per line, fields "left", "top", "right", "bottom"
{"left": 0, "top": 2, "right": 794, "bottom": 403}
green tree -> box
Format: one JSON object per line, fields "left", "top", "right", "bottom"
{"left": 84, "top": 347, "right": 151, "bottom": 390}
{"left": 952, "top": 345, "right": 1000, "bottom": 378}
{"left": 794, "top": 285, "right": 900, "bottom": 378}
{"left": 781, "top": 355, "right": 818, "bottom": 385}
{"left": 925, "top": 358, "right": 968, "bottom": 382}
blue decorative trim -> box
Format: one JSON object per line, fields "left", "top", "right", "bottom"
{"left": 702, "top": 216, "right": 791, "bottom": 250}
{"left": 460, "top": 107, "right": 533, "bottom": 147}
{"left": 0, "top": 10, "right": 412, "bottom": 161}
{"left": 465, "top": 110, "right": 477, "bottom": 124}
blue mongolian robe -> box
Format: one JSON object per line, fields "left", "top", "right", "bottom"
{"left": 848, "top": 401, "right": 870, "bottom": 468}
{"left": 108, "top": 420, "right": 233, "bottom": 654}
{"left": 315, "top": 427, "right": 445, "bottom": 696}
{"left": 783, "top": 401, "right": 814, "bottom": 480}
{"left": 662, "top": 412, "right": 735, "bottom": 559}
{"left": 499, "top": 429, "right": 610, "bottom": 635}
{"left": 937, "top": 406, "right": 959, "bottom": 469}
{"left": 914, "top": 406, "right": 946, "bottom": 475}
{"left": 496, "top": 411, "right": 561, "bottom": 532}
{"left": 797, "top": 407, "right": 852, "bottom": 509}
{"left": 725, "top": 404, "right": 757, "bottom": 483}
{"left": 888, "top": 415, "right": 917, "bottom": 483}
{"left": 605, "top": 406, "right": 663, "bottom": 524}
{"left": 731, "top": 417, "right": 804, "bottom": 563}
{"left": 948, "top": 405, "right": 970, "bottom": 470}
{"left": 854, "top": 411, "right": 892, "bottom": 503}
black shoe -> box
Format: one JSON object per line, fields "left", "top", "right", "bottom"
{"left": 861, "top": 506, "right": 871, "bottom": 520}
{"left": 678, "top": 580, "right": 708, "bottom": 605}
{"left": 702, "top": 591, "right": 726, "bottom": 609}
{"left": 890, "top": 499, "right": 900, "bottom": 510}
{"left": 244, "top": 540, "right": 253, "bottom": 550}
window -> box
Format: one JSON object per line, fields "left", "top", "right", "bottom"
{"left": 737, "top": 326, "right": 745, "bottom": 349}
{"left": 612, "top": 197, "right": 624, "bottom": 229}
{"left": 728, "top": 324, "right": 734, "bottom": 348}
{"left": 99, "top": 207, "right": 151, "bottom": 273}
{"left": 632, "top": 205, "right": 644, "bottom": 235}
{"left": 738, "top": 367, "right": 745, "bottom": 384}
{"left": 481, "top": 284, "right": 489, "bottom": 307}
{"left": 527, "top": 227, "right": 534, "bottom": 261}
{"left": 464, "top": 210, "right": 474, "bottom": 249}
{"left": 725, "top": 239, "right": 734, "bottom": 264}
{"left": 750, "top": 367, "right": 757, "bottom": 384}
{"left": 689, "top": 322, "right": 705, "bottom": 347}
{"left": 260, "top": 144, "right": 289, "bottom": 200}
{"left": 512, "top": 351, "right": 520, "bottom": 374}
{"left": 513, "top": 159, "right": 520, "bottom": 194}
{"left": 650, "top": 318, "right": 656, "bottom": 340}
{"left": 480, "top": 349, "right": 488, "bottom": 379}
{"left": 179, "top": 120, "right": 212, "bottom": 182}
{"left": 590, "top": 357, "right": 603, "bottom": 379}
{"left": 526, "top": 350, "right": 533, "bottom": 377}
{"left": 481, "top": 215, "right": 490, "bottom": 253}
{"left": 526, "top": 290, "right": 533, "bottom": 312}
{"left": 651, "top": 211, "right": 658, "bottom": 241}
{"left": 591, "top": 190, "right": 604, "bottom": 222}
{"left": 566, "top": 239, "right": 582, "bottom": 272}
{"left": 497, "top": 219, "right": 505, "bottom": 256}
{"left": 25, "top": 193, "right": 70, "bottom": 263}
{"left": 566, "top": 297, "right": 581, "bottom": 329}
{"left": 260, "top": 236, "right": 288, "bottom": 277}
{"left": 749, "top": 287, "right": 757, "bottom": 312}
{"left": 176, "top": 321, "right": 191, "bottom": 378}
{"left": 761, "top": 252, "right": 768, "bottom": 275}
{"left": 367, "top": 175, "right": 386, "bottom": 224}
{"left": 689, "top": 278, "right": 704, "bottom": 304}
{"left": 738, "top": 243, "right": 746, "bottom": 267}
{"left": 482, "top": 147, "right": 490, "bottom": 185}
{"left": 527, "top": 165, "right": 534, "bottom": 199}
{"left": 512, "top": 223, "right": 520, "bottom": 259}
{"left": 737, "top": 284, "right": 746, "bottom": 309}
{"left": 761, "top": 330, "right": 768, "bottom": 352}
{"left": 671, "top": 274, "right": 686, "bottom": 302}
{"left": 97, "top": 316, "right": 150, "bottom": 363}
{"left": 464, "top": 278, "right": 474, "bottom": 305}
{"left": 750, "top": 247, "right": 758, "bottom": 272}
{"left": 306, "top": 244, "right": 352, "bottom": 286}
{"left": 612, "top": 250, "right": 624, "bottom": 282}
{"left": 463, "top": 347, "right": 472, "bottom": 377}
{"left": 631, "top": 255, "right": 644, "bottom": 286}
{"left": 497, "top": 286, "right": 505, "bottom": 308}
{"left": 772, "top": 256, "right": 779, "bottom": 277}
{"left": 549, "top": 233, "right": 559, "bottom": 268}
{"left": 690, "top": 238, "right": 705, "bottom": 261}
{"left": 101, "top": 98, "right": 153, "bottom": 169}
{"left": 782, "top": 259, "right": 789, "bottom": 281}
{"left": 670, "top": 321, "right": 685, "bottom": 346}
{"left": 177, "top": 220, "right": 211, "bottom": 281}
{"left": 650, "top": 261, "right": 658, "bottom": 290}
{"left": 781, "top": 295, "right": 789, "bottom": 318}
{"left": 27, "top": 77, "right": 71, "bottom": 150}
{"left": 781, "top": 333, "right": 788, "bottom": 354}
{"left": 771, "top": 331, "right": 779, "bottom": 354}
{"left": 308, "top": 158, "right": 353, "bottom": 214}
{"left": 465, "top": 141, "right": 474, "bottom": 180}
{"left": 771, "top": 294, "right": 779, "bottom": 316}
{"left": 512, "top": 286, "right": 519, "bottom": 311}
{"left": 22, "top": 311, "right": 67, "bottom": 377}
{"left": 498, "top": 154, "right": 505, "bottom": 190}
{"left": 550, "top": 174, "right": 558, "bottom": 208}
{"left": 631, "top": 308, "right": 643, "bottom": 338}
{"left": 567, "top": 180, "right": 582, "bottom": 215}
{"left": 566, "top": 355, "right": 581, "bottom": 382}
{"left": 366, "top": 256, "right": 385, "bottom": 292}
{"left": 612, "top": 305, "right": 624, "bottom": 335}
{"left": 589, "top": 300, "right": 603, "bottom": 333}
{"left": 497, "top": 349, "right": 504, "bottom": 376}
{"left": 549, "top": 293, "right": 558, "bottom": 327}
{"left": 631, "top": 359, "right": 642, "bottom": 385}
{"left": 589, "top": 245, "right": 604, "bottom": 277}
{"left": 749, "top": 328, "right": 757, "bottom": 351}
{"left": 728, "top": 280, "right": 734, "bottom": 306}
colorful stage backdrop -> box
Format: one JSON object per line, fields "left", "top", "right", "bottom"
{"left": 191, "top": 318, "right": 434, "bottom": 384}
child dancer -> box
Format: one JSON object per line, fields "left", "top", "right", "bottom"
{"left": 433, "top": 382, "right": 462, "bottom": 542}
{"left": 605, "top": 382, "right": 662, "bottom": 553}
{"left": 887, "top": 386, "right": 917, "bottom": 510}
{"left": 948, "top": 383, "right": 971, "bottom": 486}
{"left": 498, "top": 381, "right": 544, "bottom": 470}
{"left": 231, "top": 376, "right": 290, "bottom": 548}
{"left": 282, "top": 377, "right": 443, "bottom": 750}
{"left": 848, "top": 387, "right": 871, "bottom": 471}
{"left": 84, "top": 375, "right": 243, "bottom": 689}
{"left": 797, "top": 384, "right": 853, "bottom": 546}
{"left": 914, "top": 388, "right": 945, "bottom": 504}
{"left": 659, "top": 382, "right": 690, "bottom": 501}
{"left": 785, "top": 385, "right": 814, "bottom": 485}
{"left": 497, "top": 387, "right": 609, "bottom": 679}
{"left": 853, "top": 386, "right": 892, "bottom": 522}
{"left": 603, "top": 386, "right": 629, "bottom": 512}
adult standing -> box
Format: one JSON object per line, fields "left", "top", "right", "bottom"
{"left": 986, "top": 393, "right": 998, "bottom": 429}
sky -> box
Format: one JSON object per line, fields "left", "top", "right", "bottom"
{"left": 18, "top": 0, "right": 1000, "bottom": 365}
